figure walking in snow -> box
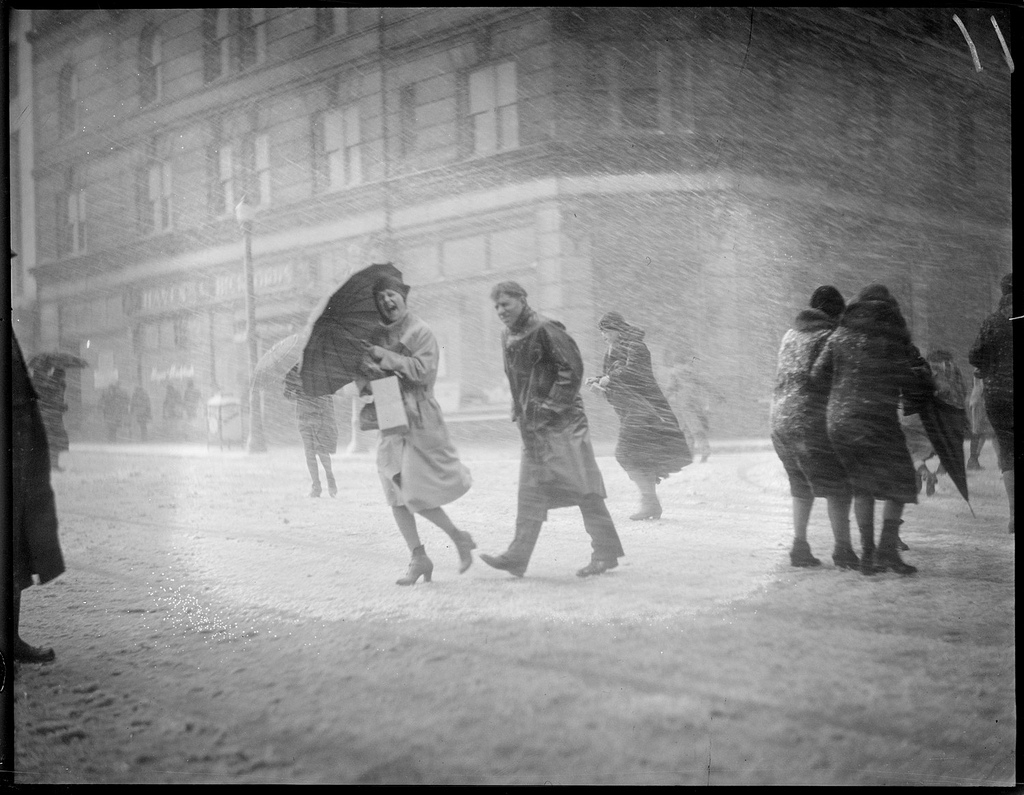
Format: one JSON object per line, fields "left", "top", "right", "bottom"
{"left": 480, "top": 281, "right": 624, "bottom": 579}
{"left": 359, "top": 274, "right": 475, "bottom": 584}
{"left": 284, "top": 365, "right": 338, "bottom": 498}
{"left": 587, "top": 311, "right": 690, "bottom": 520}
{"left": 810, "top": 284, "right": 934, "bottom": 575}
{"left": 769, "top": 286, "right": 857, "bottom": 569}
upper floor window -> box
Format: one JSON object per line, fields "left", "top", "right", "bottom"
{"left": 203, "top": 8, "right": 232, "bottom": 83}
{"left": 210, "top": 130, "right": 271, "bottom": 216}
{"left": 139, "top": 25, "right": 163, "bottom": 106}
{"left": 58, "top": 171, "right": 87, "bottom": 256}
{"left": 214, "top": 142, "right": 236, "bottom": 216}
{"left": 313, "top": 105, "right": 362, "bottom": 192}
{"left": 238, "top": 8, "right": 268, "bottom": 69}
{"left": 58, "top": 65, "right": 81, "bottom": 137}
{"left": 314, "top": 8, "right": 349, "bottom": 40}
{"left": 468, "top": 61, "right": 518, "bottom": 156}
{"left": 142, "top": 150, "right": 173, "bottom": 234}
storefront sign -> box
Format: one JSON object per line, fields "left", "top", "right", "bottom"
{"left": 130, "top": 263, "right": 295, "bottom": 316}
{"left": 215, "top": 263, "right": 294, "bottom": 300}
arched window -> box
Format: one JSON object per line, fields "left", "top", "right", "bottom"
{"left": 58, "top": 65, "right": 80, "bottom": 137}
{"left": 139, "top": 24, "right": 163, "bottom": 106}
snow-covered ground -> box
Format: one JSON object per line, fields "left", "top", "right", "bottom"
{"left": 12, "top": 439, "right": 1015, "bottom": 785}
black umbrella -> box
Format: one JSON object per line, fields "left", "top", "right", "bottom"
{"left": 299, "top": 262, "right": 403, "bottom": 397}
{"left": 29, "top": 351, "right": 89, "bottom": 372}
{"left": 918, "top": 394, "right": 973, "bottom": 512}
{"left": 251, "top": 333, "right": 302, "bottom": 390}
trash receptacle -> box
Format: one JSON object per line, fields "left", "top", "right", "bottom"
{"left": 207, "top": 394, "right": 243, "bottom": 449}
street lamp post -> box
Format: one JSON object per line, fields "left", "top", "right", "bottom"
{"left": 235, "top": 199, "right": 267, "bottom": 453}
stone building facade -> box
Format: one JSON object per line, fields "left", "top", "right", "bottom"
{"left": 20, "top": 7, "right": 1012, "bottom": 443}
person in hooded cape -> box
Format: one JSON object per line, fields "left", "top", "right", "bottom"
{"left": 588, "top": 311, "right": 691, "bottom": 520}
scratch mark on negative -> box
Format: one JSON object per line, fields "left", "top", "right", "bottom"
{"left": 952, "top": 14, "right": 983, "bottom": 73}
{"left": 991, "top": 16, "right": 1014, "bottom": 74}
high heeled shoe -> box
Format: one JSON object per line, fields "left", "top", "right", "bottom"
{"left": 396, "top": 545, "right": 433, "bottom": 586}
{"left": 327, "top": 476, "right": 338, "bottom": 498}
{"left": 453, "top": 530, "right": 476, "bottom": 574}
{"left": 629, "top": 502, "right": 662, "bottom": 521}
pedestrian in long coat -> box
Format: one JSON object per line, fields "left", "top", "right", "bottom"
{"left": 33, "top": 365, "right": 70, "bottom": 471}
{"left": 129, "top": 384, "right": 153, "bottom": 442}
{"left": 101, "top": 381, "right": 130, "bottom": 442}
{"left": 480, "top": 281, "right": 625, "bottom": 579}
{"left": 969, "top": 272, "right": 1013, "bottom": 533}
{"left": 587, "top": 311, "right": 690, "bottom": 520}
{"left": 809, "top": 283, "right": 933, "bottom": 575}
{"left": 769, "top": 285, "right": 857, "bottom": 569}
{"left": 360, "top": 274, "right": 475, "bottom": 585}
{"left": 284, "top": 364, "right": 338, "bottom": 498}
{"left": 11, "top": 333, "right": 66, "bottom": 663}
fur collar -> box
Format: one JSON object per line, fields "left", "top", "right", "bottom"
{"left": 793, "top": 308, "right": 838, "bottom": 333}
{"left": 840, "top": 298, "right": 911, "bottom": 343}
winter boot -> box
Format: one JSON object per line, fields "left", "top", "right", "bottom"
{"left": 875, "top": 520, "right": 917, "bottom": 575}
{"left": 859, "top": 525, "right": 878, "bottom": 576}
{"left": 12, "top": 592, "right": 55, "bottom": 664}
{"left": 831, "top": 544, "right": 860, "bottom": 570}
{"left": 629, "top": 473, "right": 662, "bottom": 520}
{"left": 396, "top": 545, "right": 433, "bottom": 585}
{"left": 453, "top": 529, "right": 477, "bottom": 574}
{"left": 789, "top": 539, "right": 822, "bottom": 567}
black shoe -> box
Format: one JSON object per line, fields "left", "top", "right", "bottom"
{"left": 789, "top": 540, "right": 822, "bottom": 568}
{"left": 576, "top": 558, "right": 618, "bottom": 578}
{"left": 832, "top": 545, "right": 860, "bottom": 570}
{"left": 896, "top": 536, "right": 910, "bottom": 551}
{"left": 14, "top": 639, "right": 55, "bottom": 664}
{"left": 479, "top": 553, "right": 527, "bottom": 578}
{"left": 860, "top": 550, "right": 878, "bottom": 576}
{"left": 875, "top": 549, "right": 917, "bottom": 575}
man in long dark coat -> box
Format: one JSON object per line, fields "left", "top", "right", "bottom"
{"left": 10, "top": 333, "right": 66, "bottom": 663}
{"left": 480, "top": 281, "right": 624, "bottom": 578}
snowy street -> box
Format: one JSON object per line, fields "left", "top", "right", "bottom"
{"left": 12, "top": 440, "right": 1015, "bottom": 785}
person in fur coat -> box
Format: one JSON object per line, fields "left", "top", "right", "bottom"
{"left": 810, "top": 283, "right": 934, "bottom": 575}
{"left": 769, "top": 286, "right": 856, "bottom": 569}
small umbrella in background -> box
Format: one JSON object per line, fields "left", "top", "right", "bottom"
{"left": 300, "top": 262, "right": 403, "bottom": 397}
{"left": 29, "top": 352, "right": 89, "bottom": 372}
{"left": 251, "top": 333, "right": 302, "bottom": 391}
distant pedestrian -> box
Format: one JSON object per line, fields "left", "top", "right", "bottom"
{"left": 284, "top": 365, "right": 338, "bottom": 498}
{"left": 769, "top": 286, "right": 857, "bottom": 569}
{"left": 163, "top": 382, "right": 183, "bottom": 438}
{"left": 810, "top": 284, "right": 934, "bottom": 575}
{"left": 587, "top": 311, "right": 691, "bottom": 520}
{"left": 969, "top": 272, "right": 1013, "bottom": 533}
{"left": 33, "top": 365, "right": 70, "bottom": 471}
{"left": 11, "top": 332, "right": 65, "bottom": 664}
{"left": 480, "top": 281, "right": 624, "bottom": 578}
{"left": 663, "top": 353, "right": 716, "bottom": 463}
{"left": 182, "top": 378, "right": 202, "bottom": 438}
{"left": 130, "top": 384, "right": 152, "bottom": 442}
{"left": 966, "top": 375, "right": 995, "bottom": 470}
{"left": 101, "top": 381, "right": 130, "bottom": 442}
{"left": 361, "top": 274, "right": 475, "bottom": 585}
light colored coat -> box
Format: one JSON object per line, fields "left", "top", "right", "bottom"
{"left": 366, "top": 312, "right": 471, "bottom": 512}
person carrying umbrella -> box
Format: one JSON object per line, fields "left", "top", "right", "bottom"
{"left": 284, "top": 364, "right": 338, "bottom": 498}
{"left": 587, "top": 311, "right": 691, "bottom": 520}
{"left": 969, "top": 272, "right": 1014, "bottom": 534}
{"left": 809, "top": 284, "right": 934, "bottom": 575}
{"left": 359, "top": 274, "right": 475, "bottom": 585}
{"left": 480, "top": 281, "right": 625, "bottom": 579}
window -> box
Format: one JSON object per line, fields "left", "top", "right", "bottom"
{"left": 468, "top": 61, "right": 519, "bottom": 155}
{"left": 203, "top": 8, "right": 232, "bottom": 82}
{"left": 314, "top": 106, "right": 362, "bottom": 191}
{"left": 58, "top": 171, "right": 87, "bottom": 256}
{"left": 253, "top": 133, "right": 271, "bottom": 205}
{"left": 213, "top": 143, "right": 235, "bottom": 216}
{"left": 58, "top": 65, "right": 81, "bottom": 137}
{"left": 399, "top": 85, "right": 417, "bottom": 158}
{"left": 238, "top": 8, "right": 267, "bottom": 69}
{"left": 146, "top": 158, "right": 173, "bottom": 232}
{"left": 139, "top": 25, "right": 163, "bottom": 106}
{"left": 619, "top": 48, "right": 659, "bottom": 130}
{"left": 314, "top": 7, "right": 349, "bottom": 40}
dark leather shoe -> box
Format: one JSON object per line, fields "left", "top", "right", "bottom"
{"left": 480, "top": 553, "right": 526, "bottom": 578}
{"left": 832, "top": 545, "right": 860, "bottom": 570}
{"left": 14, "top": 639, "right": 55, "bottom": 664}
{"left": 896, "top": 536, "right": 910, "bottom": 551}
{"left": 576, "top": 558, "right": 618, "bottom": 578}
{"left": 789, "top": 540, "right": 822, "bottom": 567}
{"left": 875, "top": 550, "right": 917, "bottom": 575}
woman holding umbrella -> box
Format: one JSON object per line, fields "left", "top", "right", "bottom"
{"left": 587, "top": 311, "right": 691, "bottom": 520}
{"left": 359, "top": 274, "right": 475, "bottom": 585}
